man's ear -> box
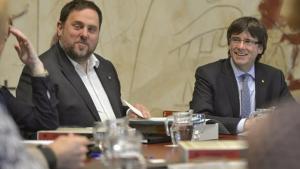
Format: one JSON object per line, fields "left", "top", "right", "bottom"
{"left": 258, "top": 45, "right": 263, "bottom": 54}
{"left": 57, "top": 21, "right": 63, "bottom": 37}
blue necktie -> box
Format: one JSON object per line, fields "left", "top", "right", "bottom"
{"left": 240, "top": 74, "right": 251, "bottom": 118}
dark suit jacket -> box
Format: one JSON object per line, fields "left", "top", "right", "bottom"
{"left": 16, "top": 43, "right": 127, "bottom": 127}
{"left": 190, "top": 58, "right": 295, "bottom": 134}
{"left": 0, "top": 77, "right": 58, "bottom": 132}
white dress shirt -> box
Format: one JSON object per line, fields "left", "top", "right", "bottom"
{"left": 230, "top": 59, "right": 255, "bottom": 133}
{"left": 67, "top": 54, "right": 116, "bottom": 122}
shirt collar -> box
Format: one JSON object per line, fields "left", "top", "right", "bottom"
{"left": 66, "top": 53, "right": 100, "bottom": 70}
{"left": 230, "top": 58, "right": 255, "bottom": 79}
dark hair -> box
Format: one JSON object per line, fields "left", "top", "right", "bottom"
{"left": 227, "top": 16, "right": 268, "bottom": 61}
{"left": 59, "top": 0, "right": 103, "bottom": 29}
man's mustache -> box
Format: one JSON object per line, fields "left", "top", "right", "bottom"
{"left": 75, "top": 41, "right": 88, "bottom": 46}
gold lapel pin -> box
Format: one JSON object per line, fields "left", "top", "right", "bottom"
{"left": 262, "top": 80, "right": 264, "bottom": 83}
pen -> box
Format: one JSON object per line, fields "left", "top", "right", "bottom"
{"left": 122, "top": 99, "right": 144, "bottom": 118}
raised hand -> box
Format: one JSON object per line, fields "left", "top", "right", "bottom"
{"left": 10, "top": 26, "right": 45, "bottom": 76}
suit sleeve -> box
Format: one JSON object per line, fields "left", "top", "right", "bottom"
{"left": 190, "top": 67, "right": 240, "bottom": 134}
{"left": 16, "top": 66, "right": 33, "bottom": 104}
{"left": 190, "top": 67, "right": 214, "bottom": 113}
{"left": 6, "top": 67, "right": 59, "bottom": 131}
{"left": 110, "top": 63, "right": 129, "bottom": 116}
{"left": 278, "top": 71, "right": 295, "bottom": 103}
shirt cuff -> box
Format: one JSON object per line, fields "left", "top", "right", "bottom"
{"left": 236, "top": 118, "right": 247, "bottom": 133}
{"left": 32, "top": 69, "right": 49, "bottom": 77}
{"left": 37, "top": 145, "right": 57, "bottom": 169}
{"left": 126, "top": 108, "right": 131, "bottom": 115}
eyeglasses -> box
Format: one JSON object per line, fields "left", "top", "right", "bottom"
{"left": 230, "top": 37, "right": 259, "bottom": 47}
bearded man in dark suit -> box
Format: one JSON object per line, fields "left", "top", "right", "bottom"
{"left": 17, "top": 0, "right": 150, "bottom": 127}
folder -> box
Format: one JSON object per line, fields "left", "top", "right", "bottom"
{"left": 37, "top": 127, "right": 94, "bottom": 140}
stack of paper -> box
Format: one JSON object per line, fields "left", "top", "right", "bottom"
{"left": 179, "top": 140, "right": 248, "bottom": 161}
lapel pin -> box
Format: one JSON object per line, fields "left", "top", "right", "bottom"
{"left": 108, "top": 76, "right": 112, "bottom": 80}
{"left": 261, "top": 80, "right": 264, "bottom": 83}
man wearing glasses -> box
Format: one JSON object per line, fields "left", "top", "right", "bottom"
{"left": 190, "top": 17, "right": 295, "bottom": 134}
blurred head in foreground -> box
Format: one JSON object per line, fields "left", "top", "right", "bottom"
{"left": 247, "top": 102, "right": 300, "bottom": 169}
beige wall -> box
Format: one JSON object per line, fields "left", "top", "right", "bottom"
{"left": 1, "top": 0, "right": 299, "bottom": 116}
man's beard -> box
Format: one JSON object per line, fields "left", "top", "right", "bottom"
{"left": 65, "top": 43, "right": 93, "bottom": 63}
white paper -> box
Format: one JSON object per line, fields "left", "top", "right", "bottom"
{"left": 148, "top": 117, "right": 167, "bottom": 121}
{"left": 129, "top": 117, "right": 167, "bottom": 122}
{"left": 23, "top": 140, "right": 53, "bottom": 145}
{"left": 168, "top": 160, "right": 247, "bottom": 169}
{"left": 122, "top": 99, "right": 144, "bottom": 118}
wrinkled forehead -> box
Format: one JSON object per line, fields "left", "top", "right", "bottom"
{"left": 63, "top": 8, "right": 100, "bottom": 28}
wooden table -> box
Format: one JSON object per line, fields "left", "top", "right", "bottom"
{"left": 143, "top": 134, "right": 239, "bottom": 162}
{"left": 143, "top": 143, "right": 181, "bottom": 163}
{"left": 85, "top": 134, "right": 240, "bottom": 168}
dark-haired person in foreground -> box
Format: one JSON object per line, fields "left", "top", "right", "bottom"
{"left": 17, "top": 0, "right": 150, "bottom": 128}
{"left": 190, "top": 16, "right": 295, "bottom": 134}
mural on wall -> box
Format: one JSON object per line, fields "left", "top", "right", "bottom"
{"left": 98, "top": 0, "right": 260, "bottom": 114}
{"left": 0, "top": 0, "right": 299, "bottom": 116}
{"left": 258, "top": 0, "right": 300, "bottom": 93}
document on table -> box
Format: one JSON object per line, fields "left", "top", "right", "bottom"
{"left": 23, "top": 140, "right": 53, "bottom": 145}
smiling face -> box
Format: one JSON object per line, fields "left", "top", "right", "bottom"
{"left": 57, "top": 8, "right": 100, "bottom": 65}
{"left": 229, "top": 31, "right": 263, "bottom": 72}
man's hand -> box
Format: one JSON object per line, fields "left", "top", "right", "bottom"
{"left": 48, "top": 134, "right": 89, "bottom": 169}
{"left": 127, "top": 103, "right": 151, "bottom": 119}
{"left": 244, "top": 114, "right": 268, "bottom": 131}
{"left": 10, "top": 27, "right": 46, "bottom": 76}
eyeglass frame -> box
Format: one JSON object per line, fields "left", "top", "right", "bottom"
{"left": 229, "top": 37, "right": 260, "bottom": 47}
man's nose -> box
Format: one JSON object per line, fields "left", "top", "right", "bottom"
{"left": 80, "top": 28, "right": 88, "bottom": 39}
{"left": 237, "top": 40, "right": 246, "bottom": 48}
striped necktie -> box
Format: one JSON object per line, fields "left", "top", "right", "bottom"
{"left": 240, "top": 74, "right": 251, "bottom": 118}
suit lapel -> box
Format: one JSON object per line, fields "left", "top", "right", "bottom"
{"left": 255, "top": 63, "right": 267, "bottom": 109}
{"left": 221, "top": 59, "right": 240, "bottom": 117}
{"left": 94, "top": 65, "right": 122, "bottom": 118}
{"left": 55, "top": 44, "right": 100, "bottom": 120}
